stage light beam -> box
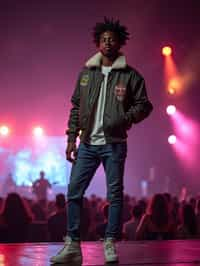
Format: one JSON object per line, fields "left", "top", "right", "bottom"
{"left": 168, "top": 78, "right": 182, "bottom": 93}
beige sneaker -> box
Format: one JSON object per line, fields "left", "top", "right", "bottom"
{"left": 50, "top": 236, "right": 82, "bottom": 264}
{"left": 104, "top": 238, "right": 119, "bottom": 263}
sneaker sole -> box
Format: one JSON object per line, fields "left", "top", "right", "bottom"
{"left": 50, "top": 255, "right": 82, "bottom": 264}
{"left": 105, "top": 257, "right": 119, "bottom": 263}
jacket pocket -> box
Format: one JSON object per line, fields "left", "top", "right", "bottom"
{"left": 104, "top": 103, "right": 128, "bottom": 138}
{"left": 118, "top": 101, "right": 133, "bottom": 130}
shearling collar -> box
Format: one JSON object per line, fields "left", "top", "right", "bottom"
{"left": 85, "top": 52, "right": 127, "bottom": 69}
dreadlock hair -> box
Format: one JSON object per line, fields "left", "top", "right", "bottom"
{"left": 93, "top": 17, "right": 130, "bottom": 47}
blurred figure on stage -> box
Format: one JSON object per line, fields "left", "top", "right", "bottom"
{"left": 2, "top": 173, "right": 16, "bottom": 197}
{"left": 32, "top": 171, "right": 51, "bottom": 202}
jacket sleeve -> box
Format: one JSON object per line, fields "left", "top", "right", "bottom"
{"left": 125, "top": 73, "right": 153, "bottom": 124}
{"left": 65, "top": 72, "right": 82, "bottom": 143}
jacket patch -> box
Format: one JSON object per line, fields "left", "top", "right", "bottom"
{"left": 114, "top": 84, "right": 126, "bottom": 101}
{"left": 80, "top": 74, "right": 89, "bottom": 86}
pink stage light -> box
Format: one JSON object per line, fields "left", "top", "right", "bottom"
{"left": 0, "top": 125, "right": 10, "bottom": 136}
{"left": 168, "top": 135, "right": 177, "bottom": 144}
{"left": 166, "top": 105, "right": 176, "bottom": 116}
{"left": 33, "top": 126, "right": 44, "bottom": 137}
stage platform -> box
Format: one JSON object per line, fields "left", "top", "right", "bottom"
{"left": 0, "top": 240, "right": 200, "bottom": 265}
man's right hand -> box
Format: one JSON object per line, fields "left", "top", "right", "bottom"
{"left": 66, "top": 142, "right": 77, "bottom": 163}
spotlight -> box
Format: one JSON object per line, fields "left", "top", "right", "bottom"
{"left": 166, "top": 105, "right": 176, "bottom": 116}
{"left": 162, "top": 46, "right": 172, "bottom": 56}
{"left": 0, "top": 125, "right": 10, "bottom": 136}
{"left": 33, "top": 126, "right": 44, "bottom": 137}
{"left": 168, "top": 87, "right": 176, "bottom": 95}
{"left": 168, "top": 135, "right": 176, "bottom": 145}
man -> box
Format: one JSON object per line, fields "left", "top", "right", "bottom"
{"left": 48, "top": 193, "right": 67, "bottom": 241}
{"left": 123, "top": 204, "right": 143, "bottom": 240}
{"left": 50, "top": 17, "right": 153, "bottom": 264}
{"left": 32, "top": 170, "right": 51, "bottom": 201}
{"left": 2, "top": 173, "right": 16, "bottom": 196}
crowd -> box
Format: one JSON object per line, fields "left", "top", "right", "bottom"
{"left": 0, "top": 192, "right": 200, "bottom": 242}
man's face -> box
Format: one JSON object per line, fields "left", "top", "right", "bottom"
{"left": 99, "top": 31, "right": 120, "bottom": 58}
{"left": 40, "top": 171, "right": 45, "bottom": 179}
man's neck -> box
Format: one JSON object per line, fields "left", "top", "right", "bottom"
{"left": 101, "top": 54, "right": 118, "bottom": 66}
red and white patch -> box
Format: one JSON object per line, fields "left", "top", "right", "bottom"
{"left": 114, "top": 85, "right": 126, "bottom": 101}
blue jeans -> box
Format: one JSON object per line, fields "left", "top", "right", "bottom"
{"left": 67, "top": 142, "right": 127, "bottom": 240}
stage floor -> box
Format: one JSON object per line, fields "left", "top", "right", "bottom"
{"left": 0, "top": 240, "right": 200, "bottom": 266}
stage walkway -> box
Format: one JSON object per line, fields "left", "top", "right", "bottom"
{"left": 0, "top": 240, "right": 200, "bottom": 265}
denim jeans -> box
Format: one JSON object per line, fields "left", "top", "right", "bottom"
{"left": 67, "top": 142, "right": 127, "bottom": 240}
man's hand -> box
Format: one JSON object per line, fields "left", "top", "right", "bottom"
{"left": 66, "top": 142, "right": 77, "bottom": 163}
